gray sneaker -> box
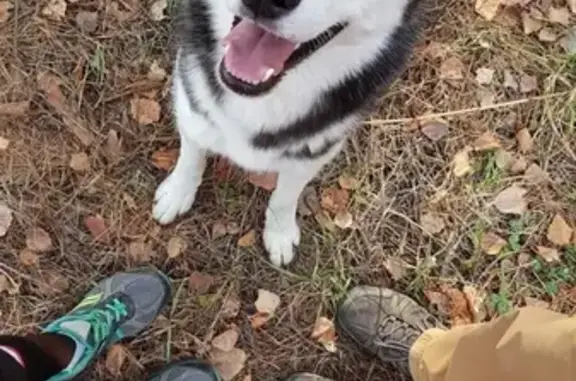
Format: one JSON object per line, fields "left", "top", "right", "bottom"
{"left": 44, "top": 269, "right": 172, "bottom": 381}
{"left": 284, "top": 373, "right": 333, "bottom": 381}
{"left": 337, "top": 286, "right": 441, "bottom": 365}
{"left": 147, "top": 360, "right": 221, "bottom": 381}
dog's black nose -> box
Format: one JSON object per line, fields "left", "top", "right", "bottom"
{"left": 242, "top": 0, "right": 302, "bottom": 19}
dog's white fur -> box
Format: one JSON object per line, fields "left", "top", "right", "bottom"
{"left": 153, "top": 0, "right": 411, "bottom": 266}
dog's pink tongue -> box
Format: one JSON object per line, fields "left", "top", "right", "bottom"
{"left": 224, "top": 20, "right": 297, "bottom": 83}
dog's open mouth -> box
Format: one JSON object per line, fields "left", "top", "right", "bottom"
{"left": 219, "top": 17, "right": 347, "bottom": 96}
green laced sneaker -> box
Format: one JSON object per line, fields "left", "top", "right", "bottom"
{"left": 44, "top": 269, "right": 172, "bottom": 381}
{"left": 147, "top": 360, "right": 221, "bottom": 381}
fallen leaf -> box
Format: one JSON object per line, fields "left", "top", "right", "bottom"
{"left": 494, "top": 149, "right": 514, "bottom": 170}
{"left": 516, "top": 128, "right": 533, "bottom": 153}
{"left": 212, "top": 222, "right": 228, "bottom": 239}
{"left": 494, "top": 7, "right": 521, "bottom": 26}
{"left": 420, "top": 212, "right": 445, "bottom": 235}
{"left": 105, "top": 345, "right": 127, "bottom": 376}
{"left": 0, "top": 101, "right": 29, "bottom": 116}
{"left": 477, "top": 89, "right": 495, "bottom": 107}
{"left": 221, "top": 295, "right": 241, "bottom": 318}
{"left": 84, "top": 215, "right": 110, "bottom": 243}
{"left": 536, "top": 246, "right": 561, "bottom": 262}
{"left": 481, "top": 232, "right": 507, "bottom": 255}
{"left": 128, "top": 239, "right": 154, "bottom": 262}
{"left": 210, "top": 348, "right": 247, "bottom": 381}
{"left": 167, "top": 236, "right": 187, "bottom": 258}
{"left": 537, "top": 27, "right": 557, "bottom": 42}
{"left": 0, "top": 203, "right": 13, "bottom": 237}
{"left": 247, "top": 172, "right": 278, "bottom": 191}
{"left": 130, "top": 98, "right": 161, "bottom": 125}
{"left": 37, "top": 72, "right": 66, "bottom": 111}
{"left": 105, "top": 129, "right": 123, "bottom": 160}
{"left": 334, "top": 210, "right": 354, "bottom": 229}
{"left": 452, "top": 148, "right": 473, "bottom": 177}
{"left": 475, "top": 67, "right": 495, "bottom": 85}
{"left": 75, "top": 11, "right": 98, "bottom": 33}
{"left": 69, "top": 152, "right": 91, "bottom": 172}
{"left": 150, "top": 0, "right": 167, "bottom": 21}
{"left": 249, "top": 312, "right": 270, "bottom": 328}
{"left": 473, "top": 131, "right": 501, "bottom": 151}
{"left": 151, "top": 148, "right": 178, "bottom": 171}
{"left": 510, "top": 156, "right": 528, "bottom": 173}
{"left": 41, "top": 0, "right": 67, "bottom": 20}
{"left": 548, "top": 6, "right": 570, "bottom": 25}
{"left": 519, "top": 74, "right": 538, "bottom": 93}
{"left": 25, "top": 227, "right": 53, "bottom": 252}
{"left": 0, "top": 136, "right": 8, "bottom": 150}
{"left": 521, "top": 12, "right": 543, "bottom": 34}
{"left": 463, "top": 285, "right": 487, "bottom": 323}
{"left": 547, "top": 214, "right": 572, "bottom": 246}
{"left": 19, "top": 249, "right": 39, "bottom": 266}
{"left": 475, "top": 0, "right": 501, "bottom": 20}
{"left": 188, "top": 271, "right": 215, "bottom": 294}
{"left": 298, "top": 186, "right": 321, "bottom": 216}
{"left": 338, "top": 174, "right": 359, "bottom": 190}
{"left": 425, "top": 289, "right": 451, "bottom": 316}
{"left": 254, "top": 289, "right": 280, "bottom": 315}
{"left": 439, "top": 57, "right": 465, "bottom": 80}
{"left": 421, "top": 120, "right": 449, "bottom": 142}
{"left": 320, "top": 187, "right": 349, "bottom": 214}
{"left": 211, "top": 329, "right": 239, "bottom": 352}
{"left": 524, "top": 163, "right": 549, "bottom": 184}
{"left": 503, "top": 70, "right": 518, "bottom": 90}
{"left": 441, "top": 285, "right": 474, "bottom": 326}
{"left": 311, "top": 317, "right": 337, "bottom": 353}
{"left": 148, "top": 60, "right": 167, "bottom": 81}
{"left": 384, "top": 257, "right": 409, "bottom": 281}
{"left": 494, "top": 185, "right": 528, "bottom": 215}
{"left": 0, "top": 1, "right": 13, "bottom": 23}
{"left": 237, "top": 229, "right": 256, "bottom": 248}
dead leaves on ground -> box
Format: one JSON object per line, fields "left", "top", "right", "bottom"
{"left": 494, "top": 185, "right": 528, "bottom": 215}
{"left": 546, "top": 214, "right": 573, "bottom": 247}
{"left": 25, "top": 227, "right": 53, "bottom": 253}
{"left": 250, "top": 289, "right": 280, "bottom": 329}
{"left": 481, "top": 232, "right": 508, "bottom": 255}
{"left": 151, "top": 148, "right": 179, "bottom": 171}
{"left": 105, "top": 344, "right": 128, "bottom": 376}
{"left": 84, "top": 215, "right": 110, "bottom": 243}
{"left": 130, "top": 98, "right": 161, "bottom": 125}
{"left": 311, "top": 317, "right": 337, "bottom": 353}
{"left": 0, "top": 203, "right": 13, "bottom": 237}
{"left": 0, "top": 1, "right": 13, "bottom": 23}
{"left": 425, "top": 285, "right": 478, "bottom": 326}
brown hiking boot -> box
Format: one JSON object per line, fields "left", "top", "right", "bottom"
{"left": 336, "top": 286, "right": 441, "bottom": 366}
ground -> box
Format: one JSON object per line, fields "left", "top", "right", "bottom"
{"left": 0, "top": 0, "right": 575, "bottom": 380}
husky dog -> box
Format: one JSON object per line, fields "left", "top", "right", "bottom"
{"left": 153, "top": 0, "right": 427, "bottom": 266}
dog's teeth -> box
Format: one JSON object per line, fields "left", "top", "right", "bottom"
{"left": 262, "top": 68, "right": 275, "bottom": 82}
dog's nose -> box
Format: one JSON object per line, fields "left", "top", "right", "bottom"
{"left": 242, "top": 0, "right": 302, "bottom": 19}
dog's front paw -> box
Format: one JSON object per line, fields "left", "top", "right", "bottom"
{"left": 153, "top": 173, "right": 200, "bottom": 225}
{"left": 263, "top": 221, "right": 301, "bottom": 267}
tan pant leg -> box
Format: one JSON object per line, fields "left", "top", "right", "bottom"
{"left": 409, "top": 307, "right": 576, "bottom": 381}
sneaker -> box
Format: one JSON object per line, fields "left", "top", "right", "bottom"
{"left": 147, "top": 360, "right": 221, "bottom": 381}
{"left": 336, "top": 286, "right": 441, "bottom": 365}
{"left": 44, "top": 269, "right": 172, "bottom": 381}
{"left": 284, "top": 373, "right": 333, "bottom": 381}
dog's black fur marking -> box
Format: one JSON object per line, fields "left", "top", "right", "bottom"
{"left": 281, "top": 139, "right": 341, "bottom": 160}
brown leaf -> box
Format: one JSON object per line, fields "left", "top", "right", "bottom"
{"left": 510, "top": 156, "right": 528, "bottom": 174}
{"left": 538, "top": 27, "right": 557, "bottom": 42}
{"left": 519, "top": 74, "right": 538, "bottom": 93}
{"left": 105, "top": 129, "right": 123, "bottom": 160}
{"left": 0, "top": 203, "right": 13, "bottom": 237}
{"left": 441, "top": 285, "right": 474, "bottom": 326}
{"left": 439, "top": 57, "right": 465, "bottom": 80}
{"left": 425, "top": 289, "right": 451, "bottom": 316}
{"left": 130, "top": 98, "right": 161, "bottom": 125}
{"left": 75, "top": 11, "right": 98, "bottom": 33}
{"left": 516, "top": 128, "right": 533, "bottom": 153}
{"left": 211, "top": 329, "right": 239, "bottom": 352}
{"left": 521, "top": 12, "right": 543, "bottom": 34}
{"left": 254, "top": 289, "right": 280, "bottom": 315}
{"left": 333, "top": 210, "right": 354, "bottom": 229}
{"left": 536, "top": 246, "right": 561, "bottom": 262}
{"left": 548, "top": 6, "right": 570, "bottom": 25}
{"left": 84, "top": 215, "right": 110, "bottom": 243}
{"left": 421, "top": 120, "right": 449, "bottom": 142}
{"left": 69, "top": 152, "right": 91, "bottom": 172}
{"left": 338, "top": 174, "right": 359, "bottom": 190}
{"left": 311, "top": 317, "right": 337, "bottom": 353}
{"left": 41, "top": 0, "right": 67, "bottom": 20}
{"left": 547, "top": 214, "right": 573, "bottom": 246}
{"left": 249, "top": 312, "right": 270, "bottom": 328}
{"left": 167, "top": 236, "right": 187, "bottom": 258}
{"left": 150, "top": 0, "right": 168, "bottom": 21}
{"left": 463, "top": 285, "right": 487, "bottom": 323}
{"left": 212, "top": 222, "right": 228, "bottom": 239}
{"left": 475, "top": 0, "right": 501, "bottom": 20}
{"left": 237, "top": 229, "right": 256, "bottom": 248}
{"left": 25, "top": 227, "right": 53, "bottom": 252}
{"left": 481, "top": 232, "right": 507, "bottom": 255}
{"left": 494, "top": 149, "right": 514, "bottom": 170}
{"left": 420, "top": 212, "right": 445, "bottom": 235}
{"left": 0, "top": 101, "right": 29, "bottom": 116}
{"left": 148, "top": 60, "right": 167, "bottom": 81}
{"left": 188, "top": 271, "right": 215, "bottom": 294}
{"left": 151, "top": 148, "right": 178, "bottom": 171}
{"left": 475, "top": 67, "right": 495, "bottom": 85}
{"left": 0, "top": 136, "right": 9, "bottom": 150}
{"left": 0, "top": 1, "right": 13, "bottom": 23}
{"left": 452, "top": 148, "right": 473, "bottom": 177}
{"left": 221, "top": 295, "right": 241, "bottom": 318}
{"left": 247, "top": 172, "right": 278, "bottom": 191}
{"left": 19, "top": 249, "right": 39, "bottom": 266}
{"left": 37, "top": 72, "right": 66, "bottom": 111}
{"left": 473, "top": 131, "right": 501, "bottom": 151}
{"left": 384, "top": 257, "right": 409, "bottom": 281}
{"left": 524, "top": 163, "right": 549, "bottom": 184}
{"left": 494, "top": 185, "right": 528, "bottom": 215}
{"left": 226, "top": 222, "right": 241, "bottom": 235}
{"left": 127, "top": 239, "right": 154, "bottom": 262}
{"left": 503, "top": 70, "right": 518, "bottom": 90}
{"left": 210, "top": 348, "right": 247, "bottom": 381}
{"left": 320, "top": 187, "right": 349, "bottom": 214}
{"left": 105, "top": 345, "right": 127, "bottom": 376}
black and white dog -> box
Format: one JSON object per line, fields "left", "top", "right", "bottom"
{"left": 153, "top": 0, "right": 427, "bottom": 266}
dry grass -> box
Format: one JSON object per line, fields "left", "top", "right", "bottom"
{"left": 1, "top": 0, "right": 575, "bottom": 380}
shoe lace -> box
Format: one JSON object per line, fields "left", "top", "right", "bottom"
{"left": 82, "top": 298, "right": 129, "bottom": 343}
